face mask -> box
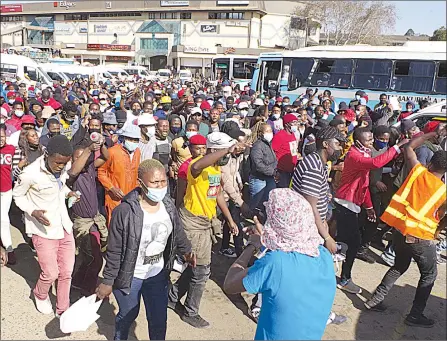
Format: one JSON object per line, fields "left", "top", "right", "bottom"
{"left": 142, "top": 183, "right": 167, "bottom": 203}
{"left": 304, "top": 143, "right": 317, "bottom": 155}
{"left": 42, "top": 98, "right": 50, "bottom": 103}
{"left": 171, "top": 127, "right": 181, "bottom": 134}
{"left": 145, "top": 126, "right": 156, "bottom": 138}
{"left": 14, "top": 110, "right": 24, "bottom": 117}
{"left": 328, "top": 149, "right": 342, "bottom": 162}
{"left": 100, "top": 100, "right": 107, "bottom": 105}
{"left": 185, "top": 131, "right": 197, "bottom": 139}
{"left": 133, "top": 110, "right": 141, "bottom": 116}
{"left": 216, "top": 154, "right": 230, "bottom": 166}
{"left": 89, "top": 128, "right": 101, "bottom": 134}
{"left": 356, "top": 110, "right": 361, "bottom": 116}
{"left": 273, "top": 113, "right": 280, "bottom": 120}
{"left": 124, "top": 140, "right": 139, "bottom": 152}
{"left": 290, "top": 126, "right": 298, "bottom": 133}
{"left": 263, "top": 132, "right": 273, "bottom": 142}
{"left": 240, "top": 110, "right": 248, "bottom": 118}
{"left": 8, "top": 99, "right": 15, "bottom": 104}
{"left": 355, "top": 95, "right": 361, "bottom": 100}
{"left": 375, "top": 139, "right": 388, "bottom": 150}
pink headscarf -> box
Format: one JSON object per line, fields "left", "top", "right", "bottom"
{"left": 262, "top": 189, "right": 323, "bottom": 257}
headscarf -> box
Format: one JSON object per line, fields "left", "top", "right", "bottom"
{"left": 262, "top": 188, "right": 323, "bottom": 257}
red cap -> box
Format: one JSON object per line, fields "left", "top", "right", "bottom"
{"left": 6, "top": 91, "right": 15, "bottom": 98}
{"left": 343, "top": 109, "right": 356, "bottom": 122}
{"left": 14, "top": 97, "right": 24, "bottom": 103}
{"left": 283, "top": 113, "right": 298, "bottom": 125}
{"left": 21, "top": 115, "right": 36, "bottom": 125}
{"left": 189, "top": 134, "right": 207, "bottom": 145}
{"left": 423, "top": 120, "right": 440, "bottom": 134}
{"left": 53, "top": 102, "right": 62, "bottom": 110}
{"left": 276, "top": 97, "right": 283, "bottom": 102}
{"left": 200, "top": 101, "right": 211, "bottom": 111}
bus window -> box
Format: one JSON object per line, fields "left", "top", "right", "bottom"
{"left": 24, "top": 66, "right": 38, "bottom": 81}
{"left": 0, "top": 63, "right": 18, "bottom": 80}
{"left": 232, "top": 59, "right": 255, "bottom": 80}
{"left": 353, "top": 59, "right": 392, "bottom": 90}
{"left": 126, "top": 69, "right": 139, "bottom": 76}
{"left": 288, "top": 58, "right": 314, "bottom": 90}
{"left": 47, "top": 71, "right": 63, "bottom": 82}
{"left": 391, "top": 60, "right": 435, "bottom": 93}
{"left": 310, "top": 59, "right": 352, "bottom": 88}
{"left": 435, "top": 61, "right": 446, "bottom": 94}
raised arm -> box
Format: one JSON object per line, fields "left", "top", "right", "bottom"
{"left": 404, "top": 128, "right": 445, "bottom": 169}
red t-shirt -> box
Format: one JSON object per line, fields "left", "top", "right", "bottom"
{"left": 271, "top": 130, "right": 299, "bottom": 173}
{"left": 178, "top": 157, "right": 192, "bottom": 180}
{"left": 0, "top": 144, "right": 15, "bottom": 192}
{"left": 38, "top": 97, "right": 62, "bottom": 110}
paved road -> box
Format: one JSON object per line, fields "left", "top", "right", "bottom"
{"left": 1, "top": 226, "right": 446, "bottom": 340}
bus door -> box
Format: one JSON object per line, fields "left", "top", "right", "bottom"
{"left": 213, "top": 58, "right": 230, "bottom": 81}
{"left": 256, "top": 59, "right": 283, "bottom": 97}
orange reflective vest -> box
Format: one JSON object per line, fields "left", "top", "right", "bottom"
{"left": 381, "top": 163, "right": 446, "bottom": 240}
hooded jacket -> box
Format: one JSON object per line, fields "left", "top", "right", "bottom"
{"left": 101, "top": 188, "right": 192, "bottom": 293}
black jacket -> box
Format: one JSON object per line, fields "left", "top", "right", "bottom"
{"left": 249, "top": 137, "right": 278, "bottom": 179}
{"left": 102, "top": 188, "right": 192, "bottom": 293}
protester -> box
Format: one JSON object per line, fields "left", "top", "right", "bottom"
{"left": 223, "top": 188, "right": 336, "bottom": 340}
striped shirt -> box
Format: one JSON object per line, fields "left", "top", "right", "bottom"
{"left": 291, "top": 152, "right": 329, "bottom": 221}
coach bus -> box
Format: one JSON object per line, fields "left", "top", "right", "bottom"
{"left": 250, "top": 42, "right": 446, "bottom": 108}
{"left": 212, "top": 54, "right": 258, "bottom": 88}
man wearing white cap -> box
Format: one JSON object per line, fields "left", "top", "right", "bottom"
{"left": 237, "top": 101, "right": 250, "bottom": 129}
{"left": 98, "top": 123, "right": 141, "bottom": 224}
{"left": 168, "top": 132, "right": 240, "bottom": 329}
{"left": 137, "top": 114, "right": 157, "bottom": 161}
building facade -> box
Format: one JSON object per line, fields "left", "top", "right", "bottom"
{"left": 1, "top": 0, "right": 320, "bottom": 73}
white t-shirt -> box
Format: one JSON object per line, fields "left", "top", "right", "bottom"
{"left": 133, "top": 201, "right": 173, "bottom": 280}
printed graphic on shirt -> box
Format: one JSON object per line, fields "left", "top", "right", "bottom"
{"left": 0, "top": 153, "right": 12, "bottom": 165}
{"left": 289, "top": 140, "right": 298, "bottom": 157}
{"left": 138, "top": 219, "right": 172, "bottom": 266}
{"left": 273, "top": 120, "right": 283, "bottom": 131}
{"left": 207, "top": 174, "right": 221, "bottom": 199}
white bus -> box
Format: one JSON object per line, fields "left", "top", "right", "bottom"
{"left": 251, "top": 42, "right": 446, "bottom": 108}
{"left": 1, "top": 53, "right": 53, "bottom": 86}
{"left": 212, "top": 54, "right": 258, "bottom": 89}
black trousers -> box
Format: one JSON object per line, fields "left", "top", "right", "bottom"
{"left": 371, "top": 232, "right": 437, "bottom": 317}
{"left": 335, "top": 203, "right": 361, "bottom": 281}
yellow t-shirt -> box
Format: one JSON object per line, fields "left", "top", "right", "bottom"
{"left": 184, "top": 156, "right": 221, "bottom": 220}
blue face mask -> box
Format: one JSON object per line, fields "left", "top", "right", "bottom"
{"left": 375, "top": 139, "right": 388, "bottom": 150}
{"left": 124, "top": 140, "right": 138, "bottom": 152}
{"left": 141, "top": 183, "right": 167, "bottom": 203}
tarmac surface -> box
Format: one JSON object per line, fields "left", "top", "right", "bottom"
{"left": 1, "top": 225, "right": 446, "bottom": 340}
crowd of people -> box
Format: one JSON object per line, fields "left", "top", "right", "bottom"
{"left": 0, "top": 73, "right": 446, "bottom": 340}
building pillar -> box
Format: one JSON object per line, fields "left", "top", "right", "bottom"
{"left": 201, "top": 58, "right": 205, "bottom": 78}
{"left": 81, "top": 54, "right": 84, "bottom": 64}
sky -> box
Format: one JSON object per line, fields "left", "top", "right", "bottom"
{"left": 2, "top": 0, "right": 446, "bottom": 36}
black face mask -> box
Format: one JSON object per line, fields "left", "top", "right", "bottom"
{"left": 328, "top": 149, "right": 342, "bottom": 162}
{"left": 216, "top": 155, "right": 230, "bottom": 166}
{"left": 89, "top": 128, "right": 101, "bottom": 134}
{"left": 304, "top": 143, "right": 317, "bottom": 155}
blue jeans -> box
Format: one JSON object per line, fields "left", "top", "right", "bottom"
{"left": 249, "top": 176, "right": 276, "bottom": 211}
{"left": 113, "top": 270, "right": 168, "bottom": 340}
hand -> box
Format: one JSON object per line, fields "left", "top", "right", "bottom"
{"left": 240, "top": 203, "right": 252, "bottom": 219}
{"left": 436, "top": 123, "right": 446, "bottom": 138}
{"left": 335, "top": 161, "right": 344, "bottom": 172}
{"left": 229, "top": 221, "right": 239, "bottom": 236}
{"left": 366, "top": 208, "right": 377, "bottom": 222}
{"left": 184, "top": 252, "right": 197, "bottom": 268}
{"left": 243, "top": 215, "right": 263, "bottom": 237}
{"left": 82, "top": 114, "right": 91, "bottom": 128}
{"left": 89, "top": 142, "right": 101, "bottom": 152}
{"left": 31, "top": 210, "right": 50, "bottom": 226}
{"left": 324, "top": 235, "right": 337, "bottom": 254}
{"left": 397, "top": 138, "right": 410, "bottom": 148}
{"left": 18, "top": 159, "right": 28, "bottom": 169}
{"left": 95, "top": 283, "right": 113, "bottom": 300}
{"left": 264, "top": 98, "right": 269, "bottom": 106}
{"left": 111, "top": 134, "right": 119, "bottom": 144}
{"left": 0, "top": 247, "right": 7, "bottom": 266}
{"left": 248, "top": 233, "right": 262, "bottom": 250}
{"left": 67, "top": 191, "right": 81, "bottom": 202}
{"left": 376, "top": 181, "right": 388, "bottom": 192}
{"left": 109, "top": 187, "right": 125, "bottom": 201}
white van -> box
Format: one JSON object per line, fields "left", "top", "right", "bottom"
{"left": 179, "top": 69, "right": 193, "bottom": 84}
{"left": 122, "top": 65, "right": 151, "bottom": 80}
{"left": 102, "top": 66, "right": 130, "bottom": 81}
{"left": 0, "top": 53, "right": 53, "bottom": 86}
{"left": 156, "top": 69, "right": 172, "bottom": 82}
{"left": 51, "top": 65, "right": 112, "bottom": 82}
{"left": 39, "top": 63, "right": 71, "bottom": 83}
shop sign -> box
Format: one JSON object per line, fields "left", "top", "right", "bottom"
{"left": 184, "top": 46, "right": 217, "bottom": 54}
{"left": 87, "top": 44, "right": 131, "bottom": 51}
{"left": 160, "top": 1, "right": 189, "bottom": 6}
{"left": 0, "top": 4, "right": 23, "bottom": 13}
{"left": 54, "top": 22, "right": 74, "bottom": 35}
{"left": 226, "top": 21, "right": 249, "bottom": 27}
{"left": 201, "top": 25, "right": 218, "bottom": 33}
{"left": 78, "top": 23, "right": 88, "bottom": 33}
{"left": 59, "top": 1, "right": 76, "bottom": 10}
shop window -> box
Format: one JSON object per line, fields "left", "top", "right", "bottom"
{"left": 180, "top": 12, "right": 192, "bottom": 19}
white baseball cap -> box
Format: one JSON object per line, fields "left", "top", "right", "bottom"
{"left": 254, "top": 98, "right": 264, "bottom": 106}
{"left": 190, "top": 107, "right": 202, "bottom": 116}
{"left": 238, "top": 102, "right": 249, "bottom": 109}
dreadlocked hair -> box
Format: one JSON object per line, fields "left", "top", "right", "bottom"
{"left": 249, "top": 121, "right": 267, "bottom": 144}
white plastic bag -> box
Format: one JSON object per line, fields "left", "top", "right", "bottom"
{"left": 60, "top": 294, "right": 103, "bottom": 333}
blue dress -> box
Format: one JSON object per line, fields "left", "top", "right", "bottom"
{"left": 243, "top": 246, "right": 336, "bottom": 340}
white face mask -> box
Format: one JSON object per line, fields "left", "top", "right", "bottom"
{"left": 185, "top": 131, "right": 197, "bottom": 139}
{"left": 273, "top": 113, "right": 280, "bottom": 120}
{"left": 240, "top": 110, "right": 248, "bottom": 118}
{"left": 143, "top": 185, "right": 167, "bottom": 203}
{"left": 355, "top": 95, "right": 361, "bottom": 100}
{"left": 100, "top": 100, "right": 107, "bottom": 105}
{"left": 263, "top": 132, "right": 273, "bottom": 142}
{"left": 145, "top": 126, "right": 156, "bottom": 138}
{"left": 356, "top": 110, "right": 361, "bottom": 116}
{"left": 14, "top": 110, "right": 25, "bottom": 117}
{"left": 8, "top": 99, "right": 15, "bottom": 105}
{"left": 124, "top": 140, "right": 138, "bottom": 152}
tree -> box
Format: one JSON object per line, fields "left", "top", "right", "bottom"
{"left": 296, "top": 1, "right": 396, "bottom": 45}
{"left": 404, "top": 29, "right": 415, "bottom": 36}
{"left": 430, "top": 26, "right": 446, "bottom": 41}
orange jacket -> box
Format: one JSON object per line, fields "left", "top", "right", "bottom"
{"left": 98, "top": 144, "right": 141, "bottom": 222}
{"left": 381, "top": 163, "right": 446, "bottom": 240}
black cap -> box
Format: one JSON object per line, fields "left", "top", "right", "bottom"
{"left": 316, "top": 126, "right": 346, "bottom": 143}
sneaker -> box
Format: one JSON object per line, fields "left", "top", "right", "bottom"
{"left": 356, "top": 249, "right": 376, "bottom": 264}
{"left": 404, "top": 314, "right": 435, "bottom": 328}
{"left": 364, "top": 300, "right": 387, "bottom": 312}
{"left": 337, "top": 279, "right": 362, "bottom": 294}
{"left": 180, "top": 314, "right": 210, "bottom": 329}
{"left": 219, "top": 248, "right": 237, "bottom": 258}
{"left": 7, "top": 250, "right": 17, "bottom": 265}
{"left": 381, "top": 253, "right": 395, "bottom": 267}
{"left": 34, "top": 294, "right": 53, "bottom": 315}
{"left": 436, "top": 254, "right": 446, "bottom": 264}
{"left": 248, "top": 306, "right": 261, "bottom": 323}
{"left": 327, "top": 312, "right": 347, "bottom": 325}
